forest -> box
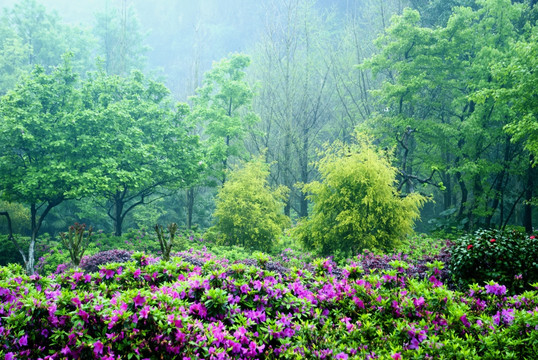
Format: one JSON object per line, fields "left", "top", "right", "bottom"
{"left": 0, "top": 0, "right": 538, "bottom": 358}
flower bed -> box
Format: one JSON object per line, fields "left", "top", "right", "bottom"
{"left": 1, "top": 250, "right": 537, "bottom": 359}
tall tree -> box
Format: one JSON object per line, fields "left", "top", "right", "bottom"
{"left": 93, "top": 0, "right": 149, "bottom": 76}
{"left": 0, "top": 0, "right": 93, "bottom": 94}
{"left": 189, "top": 53, "right": 259, "bottom": 185}
{"left": 249, "top": 0, "right": 337, "bottom": 219}
{"left": 0, "top": 58, "right": 93, "bottom": 274}
{"left": 80, "top": 70, "right": 202, "bottom": 236}
{"left": 362, "top": 0, "right": 532, "bottom": 230}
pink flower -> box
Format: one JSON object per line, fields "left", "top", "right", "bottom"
{"left": 18, "top": 335, "right": 28, "bottom": 346}
{"left": 93, "top": 341, "right": 104, "bottom": 356}
{"left": 133, "top": 293, "right": 146, "bottom": 307}
{"left": 392, "top": 353, "right": 402, "bottom": 360}
{"left": 140, "top": 305, "right": 150, "bottom": 319}
{"left": 467, "top": 244, "right": 473, "bottom": 250}
{"left": 490, "top": 239, "right": 496, "bottom": 243}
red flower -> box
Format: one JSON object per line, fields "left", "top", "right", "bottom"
{"left": 531, "top": 235, "right": 536, "bottom": 239}
{"left": 490, "top": 239, "right": 496, "bottom": 243}
{"left": 467, "top": 244, "right": 473, "bottom": 250}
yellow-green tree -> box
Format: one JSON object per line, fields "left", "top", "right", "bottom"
{"left": 210, "top": 157, "right": 289, "bottom": 252}
{"left": 294, "top": 133, "right": 426, "bottom": 257}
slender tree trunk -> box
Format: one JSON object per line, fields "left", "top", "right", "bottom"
{"left": 186, "top": 187, "right": 195, "bottom": 229}
{"left": 283, "top": 131, "right": 292, "bottom": 217}
{"left": 456, "top": 171, "right": 468, "bottom": 221}
{"left": 27, "top": 200, "right": 59, "bottom": 274}
{"left": 299, "top": 128, "right": 309, "bottom": 218}
{"left": 524, "top": 154, "right": 535, "bottom": 233}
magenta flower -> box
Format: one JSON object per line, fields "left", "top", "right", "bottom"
{"left": 485, "top": 284, "right": 507, "bottom": 296}
{"left": 133, "top": 293, "right": 146, "bottom": 307}
{"left": 335, "top": 352, "right": 348, "bottom": 359}
{"left": 140, "top": 305, "right": 150, "bottom": 319}
{"left": 93, "top": 341, "right": 104, "bottom": 356}
{"left": 460, "top": 314, "right": 471, "bottom": 328}
{"left": 392, "top": 353, "right": 402, "bottom": 360}
{"left": 18, "top": 335, "right": 28, "bottom": 346}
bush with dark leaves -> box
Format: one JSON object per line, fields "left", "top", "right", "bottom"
{"left": 79, "top": 249, "right": 134, "bottom": 273}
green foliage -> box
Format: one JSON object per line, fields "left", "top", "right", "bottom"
{"left": 492, "top": 26, "right": 538, "bottom": 161}
{"left": 450, "top": 228, "right": 538, "bottom": 293}
{"left": 0, "top": 0, "right": 94, "bottom": 93}
{"left": 210, "top": 157, "right": 290, "bottom": 252}
{"left": 190, "top": 53, "right": 259, "bottom": 184}
{"left": 0, "top": 201, "right": 30, "bottom": 235}
{"left": 93, "top": 2, "right": 149, "bottom": 75}
{"left": 362, "top": 0, "right": 531, "bottom": 230}
{"left": 294, "top": 133, "right": 427, "bottom": 257}
{"left": 79, "top": 69, "right": 202, "bottom": 235}
{"left": 59, "top": 223, "right": 93, "bottom": 268}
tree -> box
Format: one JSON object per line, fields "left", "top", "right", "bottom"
{"left": 0, "top": 59, "right": 93, "bottom": 274}
{"left": 209, "top": 157, "right": 289, "bottom": 252}
{"left": 79, "top": 70, "right": 202, "bottom": 236}
{"left": 362, "top": 0, "right": 531, "bottom": 230}
{"left": 249, "top": 0, "right": 336, "bottom": 219}
{"left": 93, "top": 1, "right": 149, "bottom": 76}
{"left": 293, "top": 133, "right": 426, "bottom": 257}
{"left": 0, "top": 0, "right": 94, "bottom": 94}
{"left": 189, "top": 53, "right": 259, "bottom": 184}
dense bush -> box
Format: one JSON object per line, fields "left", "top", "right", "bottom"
{"left": 1, "top": 250, "right": 537, "bottom": 359}
{"left": 450, "top": 228, "right": 538, "bottom": 293}
{"left": 210, "top": 157, "right": 290, "bottom": 252}
{"left": 79, "top": 249, "right": 134, "bottom": 273}
{"left": 294, "top": 134, "right": 426, "bottom": 258}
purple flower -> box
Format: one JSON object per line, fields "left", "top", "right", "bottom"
{"left": 501, "top": 309, "right": 515, "bottom": 325}
{"left": 335, "top": 353, "right": 348, "bottom": 360}
{"left": 133, "top": 293, "right": 146, "bottom": 307}
{"left": 93, "top": 341, "right": 104, "bottom": 356}
{"left": 485, "top": 283, "right": 507, "bottom": 296}
{"left": 18, "top": 335, "right": 28, "bottom": 346}
{"left": 460, "top": 314, "right": 471, "bottom": 328}
{"left": 392, "top": 353, "right": 402, "bottom": 360}
{"left": 493, "top": 312, "right": 501, "bottom": 326}
{"left": 5, "top": 353, "right": 16, "bottom": 360}
{"left": 140, "top": 305, "right": 150, "bottom": 319}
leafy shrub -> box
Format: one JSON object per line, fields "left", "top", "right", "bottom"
{"left": 450, "top": 228, "right": 538, "bottom": 293}
{"left": 79, "top": 249, "right": 134, "bottom": 273}
{"left": 1, "top": 249, "right": 537, "bottom": 359}
{"left": 294, "top": 133, "right": 427, "bottom": 257}
{"left": 210, "top": 156, "right": 290, "bottom": 252}
{"left": 59, "top": 223, "right": 93, "bottom": 267}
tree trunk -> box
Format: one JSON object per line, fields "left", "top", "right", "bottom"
{"left": 114, "top": 194, "right": 124, "bottom": 237}
{"left": 186, "top": 187, "right": 195, "bottom": 229}
{"left": 456, "top": 170, "right": 468, "bottom": 229}
{"left": 524, "top": 154, "right": 535, "bottom": 233}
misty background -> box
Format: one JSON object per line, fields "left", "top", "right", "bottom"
{"left": 1, "top": 0, "right": 537, "bottom": 240}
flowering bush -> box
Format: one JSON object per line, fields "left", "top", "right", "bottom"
{"left": 1, "top": 249, "right": 537, "bottom": 359}
{"left": 78, "top": 249, "right": 134, "bottom": 273}
{"left": 450, "top": 228, "right": 538, "bottom": 293}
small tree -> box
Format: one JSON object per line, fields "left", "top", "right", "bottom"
{"left": 60, "top": 223, "right": 93, "bottom": 268}
{"left": 294, "top": 133, "right": 427, "bottom": 257}
{"left": 210, "top": 157, "right": 289, "bottom": 252}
